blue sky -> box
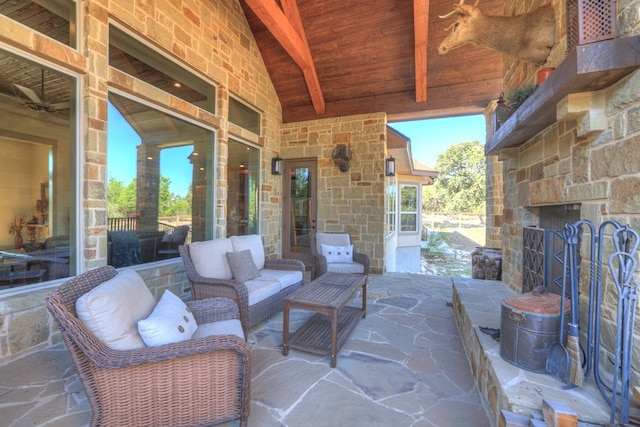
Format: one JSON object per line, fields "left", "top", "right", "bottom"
{"left": 388, "top": 115, "right": 486, "bottom": 168}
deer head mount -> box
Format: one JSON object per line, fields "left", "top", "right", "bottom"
{"left": 438, "top": 0, "right": 555, "bottom": 65}
{"left": 332, "top": 144, "right": 353, "bottom": 172}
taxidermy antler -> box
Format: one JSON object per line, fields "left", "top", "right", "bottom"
{"left": 438, "top": 0, "right": 555, "bottom": 65}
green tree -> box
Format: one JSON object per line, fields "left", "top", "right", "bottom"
{"left": 428, "top": 140, "right": 486, "bottom": 213}
{"left": 107, "top": 177, "right": 136, "bottom": 217}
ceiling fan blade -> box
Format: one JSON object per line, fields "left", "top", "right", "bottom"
{"left": 14, "top": 84, "right": 44, "bottom": 104}
{"left": 51, "top": 101, "right": 71, "bottom": 110}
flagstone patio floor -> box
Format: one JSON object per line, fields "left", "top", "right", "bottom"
{"left": 0, "top": 273, "right": 493, "bottom": 426}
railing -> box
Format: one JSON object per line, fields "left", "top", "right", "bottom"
{"left": 108, "top": 217, "right": 138, "bottom": 231}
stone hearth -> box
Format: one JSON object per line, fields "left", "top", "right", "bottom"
{"left": 451, "top": 277, "right": 610, "bottom": 426}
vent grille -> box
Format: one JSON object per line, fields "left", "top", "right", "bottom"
{"left": 578, "top": 0, "right": 617, "bottom": 44}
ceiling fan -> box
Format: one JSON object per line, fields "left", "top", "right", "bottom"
{"left": 13, "top": 69, "right": 70, "bottom": 113}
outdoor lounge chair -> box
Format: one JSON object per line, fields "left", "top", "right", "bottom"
{"left": 311, "top": 231, "right": 370, "bottom": 277}
{"left": 45, "top": 265, "right": 251, "bottom": 427}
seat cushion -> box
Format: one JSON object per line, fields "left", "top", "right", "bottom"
{"left": 230, "top": 235, "right": 266, "bottom": 270}
{"left": 259, "top": 268, "right": 303, "bottom": 290}
{"left": 76, "top": 269, "right": 155, "bottom": 350}
{"left": 226, "top": 249, "right": 261, "bottom": 282}
{"left": 327, "top": 262, "right": 365, "bottom": 274}
{"left": 244, "top": 278, "right": 282, "bottom": 306}
{"left": 189, "top": 238, "right": 234, "bottom": 280}
{"left": 193, "top": 319, "right": 245, "bottom": 340}
{"left": 138, "top": 290, "right": 198, "bottom": 347}
{"left": 321, "top": 244, "right": 354, "bottom": 263}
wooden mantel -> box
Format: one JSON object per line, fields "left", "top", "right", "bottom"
{"left": 486, "top": 36, "right": 640, "bottom": 155}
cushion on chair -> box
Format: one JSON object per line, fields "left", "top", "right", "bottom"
{"left": 226, "top": 249, "right": 261, "bottom": 282}
{"left": 189, "top": 238, "right": 234, "bottom": 280}
{"left": 230, "top": 235, "right": 266, "bottom": 270}
{"left": 321, "top": 244, "right": 354, "bottom": 263}
{"left": 259, "top": 269, "right": 304, "bottom": 289}
{"left": 243, "top": 278, "right": 282, "bottom": 306}
{"left": 315, "top": 233, "right": 352, "bottom": 255}
{"left": 193, "top": 319, "right": 245, "bottom": 340}
{"left": 327, "top": 262, "right": 365, "bottom": 274}
{"left": 76, "top": 269, "right": 155, "bottom": 350}
{"left": 138, "top": 290, "right": 198, "bottom": 347}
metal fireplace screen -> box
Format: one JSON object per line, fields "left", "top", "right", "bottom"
{"left": 522, "top": 227, "right": 565, "bottom": 294}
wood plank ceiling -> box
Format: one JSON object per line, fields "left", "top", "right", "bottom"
{"left": 240, "top": 0, "right": 504, "bottom": 123}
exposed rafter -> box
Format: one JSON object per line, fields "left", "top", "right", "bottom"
{"left": 414, "top": 0, "right": 429, "bottom": 103}
{"left": 243, "top": 0, "right": 325, "bottom": 114}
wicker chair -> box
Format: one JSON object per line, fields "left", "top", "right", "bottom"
{"left": 45, "top": 265, "right": 251, "bottom": 427}
{"left": 311, "top": 231, "right": 370, "bottom": 277}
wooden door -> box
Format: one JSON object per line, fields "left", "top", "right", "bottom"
{"left": 282, "top": 158, "right": 317, "bottom": 264}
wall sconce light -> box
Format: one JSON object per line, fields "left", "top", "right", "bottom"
{"left": 385, "top": 156, "right": 396, "bottom": 177}
{"left": 271, "top": 156, "right": 283, "bottom": 175}
{"left": 332, "top": 144, "right": 353, "bottom": 172}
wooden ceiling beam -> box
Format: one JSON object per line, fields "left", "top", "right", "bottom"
{"left": 413, "top": 0, "right": 429, "bottom": 103}
{"left": 243, "top": 0, "right": 325, "bottom": 114}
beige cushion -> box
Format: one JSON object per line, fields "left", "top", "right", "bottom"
{"left": 244, "top": 278, "right": 282, "bottom": 305}
{"left": 138, "top": 290, "right": 198, "bottom": 347}
{"left": 193, "top": 319, "right": 245, "bottom": 340}
{"left": 76, "top": 269, "right": 155, "bottom": 350}
{"left": 328, "top": 262, "right": 365, "bottom": 274}
{"left": 315, "top": 233, "right": 351, "bottom": 254}
{"left": 226, "top": 249, "right": 261, "bottom": 282}
{"left": 189, "top": 238, "right": 234, "bottom": 280}
{"left": 321, "top": 244, "right": 354, "bottom": 263}
{"left": 259, "top": 269, "right": 303, "bottom": 290}
{"left": 230, "top": 235, "right": 265, "bottom": 270}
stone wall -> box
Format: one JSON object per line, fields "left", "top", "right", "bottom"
{"left": 281, "top": 113, "right": 388, "bottom": 274}
{"left": 0, "top": 0, "right": 284, "bottom": 364}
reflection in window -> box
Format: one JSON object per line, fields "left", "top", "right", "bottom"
{"left": 109, "top": 25, "right": 215, "bottom": 113}
{"left": 0, "top": 0, "right": 77, "bottom": 48}
{"left": 0, "top": 52, "right": 76, "bottom": 289}
{"left": 229, "top": 97, "right": 260, "bottom": 135}
{"left": 107, "top": 93, "right": 215, "bottom": 266}
{"left": 227, "top": 140, "right": 259, "bottom": 236}
{"left": 400, "top": 184, "right": 418, "bottom": 232}
{"left": 386, "top": 176, "right": 396, "bottom": 235}
{"left": 290, "top": 167, "right": 311, "bottom": 247}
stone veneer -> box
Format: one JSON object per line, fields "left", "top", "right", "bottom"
{"left": 281, "top": 113, "right": 388, "bottom": 274}
{"left": 488, "top": 0, "right": 640, "bottom": 394}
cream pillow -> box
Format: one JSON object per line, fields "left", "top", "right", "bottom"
{"left": 188, "top": 238, "right": 234, "bottom": 280}
{"left": 76, "top": 269, "right": 156, "bottom": 350}
{"left": 138, "top": 290, "right": 198, "bottom": 347}
{"left": 321, "top": 244, "right": 354, "bottom": 263}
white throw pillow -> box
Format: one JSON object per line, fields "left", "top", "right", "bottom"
{"left": 321, "top": 244, "right": 354, "bottom": 264}
{"left": 76, "top": 269, "right": 156, "bottom": 350}
{"left": 230, "top": 235, "right": 266, "bottom": 270}
{"left": 188, "top": 238, "right": 234, "bottom": 280}
{"left": 138, "top": 290, "right": 198, "bottom": 347}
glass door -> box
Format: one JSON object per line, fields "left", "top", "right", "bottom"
{"left": 282, "top": 159, "right": 317, "bottom": 264}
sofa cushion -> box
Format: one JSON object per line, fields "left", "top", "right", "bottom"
{"left": 76, "top": 269, "right": 155, "bottom": 350}
{"left": 328, "top": 262, "right": 365, "bottom": 274}
{"left": 259, "top": 269, "right": 303, "bottom": 290}
{"left": 193, "top": 319, "right": 245, "bottom": 340}
{"left": 226, "top": 249, "right": 261, "bottom": 282}
{"left": 244, "top": 278, "right": 282, "bottom": 306}
{"left": 189, "top": 238, "right": 234, "bottom": 280}
{"left": 138, "top": 290, "right": 198, "bottom": 347}
{"left": 321, "top": 244, "right": 354, "bottom": 264}
{"left": 230, "top": 235, "right": 266, "bottom": 270}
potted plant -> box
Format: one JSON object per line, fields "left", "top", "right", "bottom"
{"left": 8, "top": 216, "right": 25, "bottom": 249}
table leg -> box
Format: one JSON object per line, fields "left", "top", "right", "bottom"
{"left": 330, "top": 308, "right": 338, "bottom": 368}
{"left": 282, "top": 301, "right": 290, "bottom": 356}
{"left": 362, "top": 278, "right": 367, "bottom": 318}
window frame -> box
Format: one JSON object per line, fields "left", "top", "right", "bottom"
{"left": 399, "top": 183, "right": 419, "bottom": 233}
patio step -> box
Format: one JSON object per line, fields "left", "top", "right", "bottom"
{"left": 450, "top": 277, "right": 610, "bottom": 426}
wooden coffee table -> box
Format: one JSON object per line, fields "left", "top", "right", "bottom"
{"left": 282, "top": 272, "right": 367, "bottom": 368}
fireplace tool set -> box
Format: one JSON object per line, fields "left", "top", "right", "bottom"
{"left": 548, "top": 220, "right": 639, "bottom": 424}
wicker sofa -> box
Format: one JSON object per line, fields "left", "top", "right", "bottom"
{"left": 180, "top": 234, "right": 305, "bottom": 328}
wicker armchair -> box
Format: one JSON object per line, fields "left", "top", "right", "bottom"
{"left": 311, "top": 231, "right": 370, "bottom": 277}
{"left": 45, "top": 265, "right": 251, "bottom": 427}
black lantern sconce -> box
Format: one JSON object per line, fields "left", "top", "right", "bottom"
{"left": 385, "top": 156, "right": 396, "bottom": 177}
{"left": 271, "top": 156, "right": 282, "bottom": 175}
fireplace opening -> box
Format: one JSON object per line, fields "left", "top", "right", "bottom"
{"left": 522, "top": 204, "right": 580, "bottom": 294}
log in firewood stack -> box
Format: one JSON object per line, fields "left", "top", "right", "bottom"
{"left": 471, "top": 247, "right": 502, "bottom": 280}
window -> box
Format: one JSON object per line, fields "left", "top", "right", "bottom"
{"left": 107, "top": 92, "right": 216, "bottom": 265}
{"left": 109, "top": 25, "right": 216, "bottom": 113}
{"left": 0, "top": 51, "right": 77, "bottom": 289}
{"left": 386, "top": 176, "right": 396, "bottom": 235}
{"left": 0, "top": 0, "right": 78, "bottom": 48}
{"left": 229, "top": 97, "right": 260, "bottom": 135}
{"left": 400, "top": 184, "right": 419, "bottom": 232}
{"left": 226, "top": 139, "right": 259, "bottom": 236}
